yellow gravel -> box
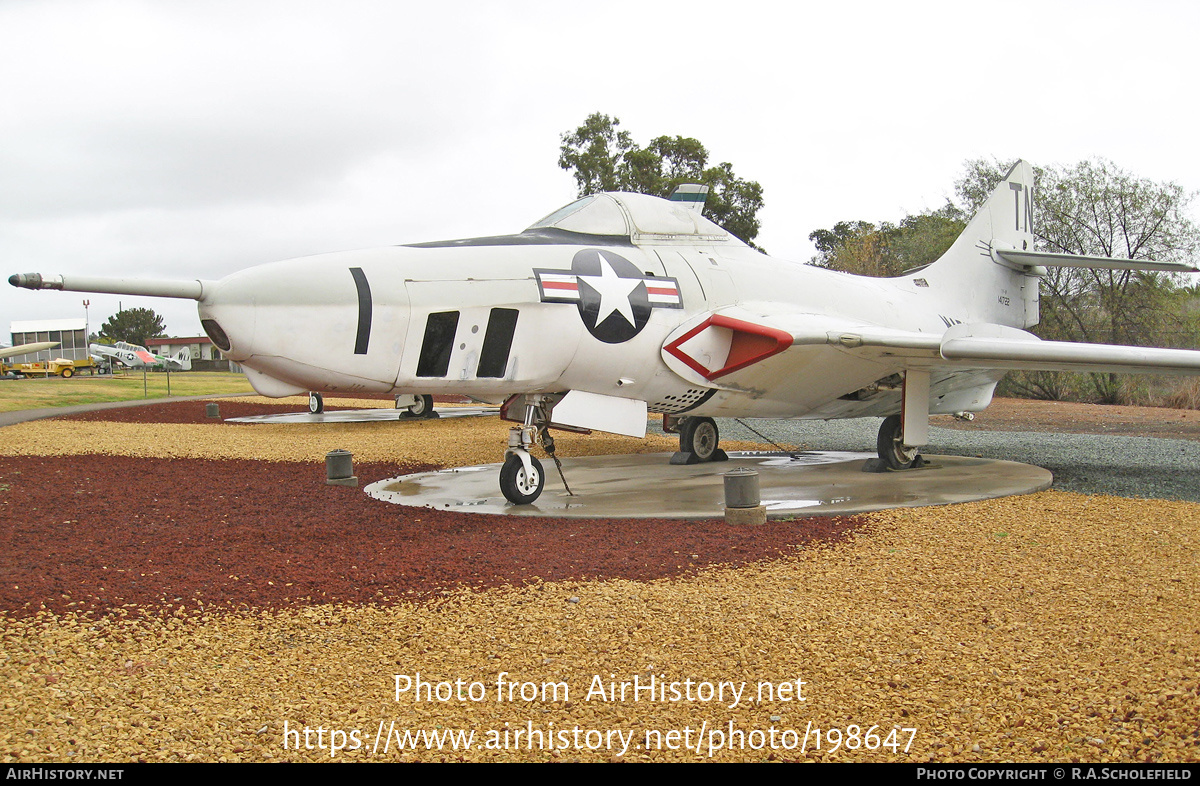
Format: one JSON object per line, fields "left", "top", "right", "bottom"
{"left": 0, "top": 399, "right": 765, "bottom": 465}
{"left": 1, "top": 400, "right": 1197, "bottom": 762}
{"left": 0, "top": 418, "right": 678, "bottom": 464}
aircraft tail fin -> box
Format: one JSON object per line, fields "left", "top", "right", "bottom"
{"left": 173, "top": 349, "right": 192, "bottom": 371}
{"left": 920, "top": 160, "right": 1197, "bottom": 329}
{"left": 921, "top": 161, "right": 1038, "bottom": 328}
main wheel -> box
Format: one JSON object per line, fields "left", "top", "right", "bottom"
{"left": 60, "top": 367, "right": 74, "bottom": 378}
{"left": 877, "top": 414, "right": 919, "bottom": 470}
{"left": 679, "top": 416, "right": 719, "bottom": 461}
{"left": 408, "top": 394, "right": 434, "bottom": 418}
{"left": 308, "top": 392, "right": 324, "bottom": 414}
{"left": 500, "top": 454, "right": 544, "bottom": 505}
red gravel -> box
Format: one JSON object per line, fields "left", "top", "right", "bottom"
{"left": 0, "top": 454, "right": 862, "bottom": 617}
{"left": 59, "top": 400, "right": 307, "bottom": 423}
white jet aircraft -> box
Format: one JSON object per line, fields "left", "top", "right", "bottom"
{"left": 90, "top": 342, "right": 192, "bottom": 371}
{"left": 11, "top": 161, "right": 1200, "bottom": 504}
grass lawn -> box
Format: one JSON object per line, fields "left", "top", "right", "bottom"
{"left": 0, "top": 371, "right": 256, "bottom": 413}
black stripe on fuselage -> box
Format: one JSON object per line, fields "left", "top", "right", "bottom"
{"left": 404, "top": 227, "right": 633, "bottom": 249}
{"left": 350, "top": 267, "right": 372, "bottom": 355}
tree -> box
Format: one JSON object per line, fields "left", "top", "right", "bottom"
{"left": 808, "top": 204, "right": 966, "bottom": 278}
{"left": 97, "top": 308, "right": 167, "bottom": 348}
{"left": 558, "top": 113, "right": 765, "bottom": 247}
{"left": 956, "top": 157, "right": 1200, "bottom": 402}
{"left": 558, "top": 113, "right": 636, "bottom": 196}
{"left": 809, "top": 157, "right": 1200, "bottom": 403}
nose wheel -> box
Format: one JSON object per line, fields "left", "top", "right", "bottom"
{"left": 308, "top": 392, "right": 324, "bottom": 414}
{"left": 500, "top": 453, "right": 545, "bottom": 505}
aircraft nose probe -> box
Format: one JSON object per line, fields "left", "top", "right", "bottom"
{"left": 9, "top": 272, "right": 212, "bottom": 300}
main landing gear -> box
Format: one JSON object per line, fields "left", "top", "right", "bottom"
{"left": 875, "top": 414, "right": 924, "bottom": 470}
{"left": 667, "top": 415, "right": 729, "bottom": 465}
{"left": 308, "top": 392, "right": 324, "bottom": 414}
{"left": 397, "top": 394, "right": 436, "bottom": 419}
{"left": 500, "top": 394, "right": 570, "bottom": 505}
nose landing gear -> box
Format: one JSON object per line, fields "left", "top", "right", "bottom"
{"left": 500, "top": 394, "right": 570, "bottom": 505}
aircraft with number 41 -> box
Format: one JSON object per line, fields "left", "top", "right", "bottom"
{"left": 11, "top": 161, "right": 1200, "bottom": 504}
{"left": 89, "top": 341, "right": 192, "bottom": 371}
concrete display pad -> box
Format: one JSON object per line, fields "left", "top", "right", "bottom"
{"left": 228, "top": 406, "right": 498, "bottom": 424}
{"left": 365, "top": 451, "right": 1054, "bottom": 518}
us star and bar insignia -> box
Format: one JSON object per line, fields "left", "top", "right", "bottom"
{"left": 535, "top": 248, "right": 683, "bottom": 344}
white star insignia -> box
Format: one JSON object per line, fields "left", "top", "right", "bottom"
{"left": 577, "top": 257, "right": 640, "bottom": 327}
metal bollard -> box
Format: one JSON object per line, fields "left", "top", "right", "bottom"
{"left": 206, "top": 402, "right": 220, "bottom": 418}
{"left": 723, "top": 467, "right": 766, "bottom": 525}
{"left": 325, "top": 449, "right": 358, "bottom": 487}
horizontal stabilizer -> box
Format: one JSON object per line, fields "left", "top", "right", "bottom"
{"left": 995, "top": 249, "right": 1200, "bottom": 274}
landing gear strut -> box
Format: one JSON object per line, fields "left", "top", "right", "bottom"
{"left": 500, "top": 394, "right": 569, "bottom": 505}
{"left": 876, "top": 414, "right": 922, "bottom": 470}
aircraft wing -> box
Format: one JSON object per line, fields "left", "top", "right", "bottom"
{"left": 819, "top": 320, "right": 1200, "bottom": 375}
{"left": 662, "top": 305, "right": 1200, "bottom": 392}
{"left": 812, "top": 321, "right": 1200, "bottom": 375}
{"left": 936, "top": 323, "right": 1200, "bottom": 375}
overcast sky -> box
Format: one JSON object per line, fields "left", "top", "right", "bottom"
{"left": 3, "top": 0, "right": 1198, "bottom": 337}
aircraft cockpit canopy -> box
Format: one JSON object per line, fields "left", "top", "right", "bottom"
{"left": 527, "top": 193, "right": 737, "bottom": 244}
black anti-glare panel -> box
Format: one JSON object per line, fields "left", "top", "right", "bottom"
{"left": 476, "top": 308, "right": 519, "bottom": 378}
{"left": 416, "top": 311, "right": 459, "bottom": 377}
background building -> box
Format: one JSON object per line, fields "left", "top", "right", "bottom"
{"left": 8, "top": 318, "right": 87, "bottom": 363}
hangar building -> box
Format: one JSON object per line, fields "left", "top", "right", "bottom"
{"left": 8, "top": 319, "right": 88, "bottom": 363}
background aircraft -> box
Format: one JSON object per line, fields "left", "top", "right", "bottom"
{"left": 89, "top": 342, "right": 191, "bottom": 371}
{"left": 12, "top": 161, "right": 1200, "bottom": 504}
